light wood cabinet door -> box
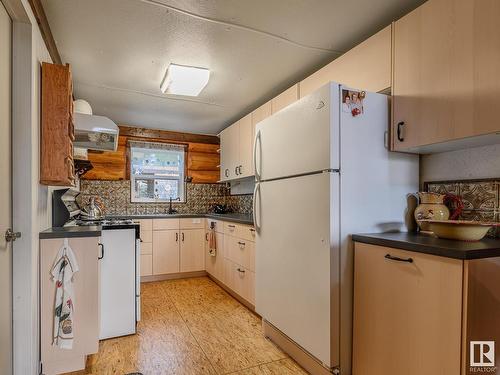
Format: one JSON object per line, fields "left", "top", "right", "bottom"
{"left": 272, "top": 84, "right": 299, "bottom": 114}
{"left": 231, "top": 262, "right": 255, "bottom": 305}
{"left": 138, "top": 219, "right": 153, "bottom": 243}
{"left": 225, "top": 236, "right": 255, "bottom": 272}
{"left": 152, "top": 230, "right": 179, "bottom": 275}
{"left": 205, "top": 231, "right": 224, "bottom": 280}
{"left": 40, "top": 237, "right": 99, "bottom": 374}
{"left": 251, "top": 101, "right": 272, "bottom": 141}
{"left": 353, "top": 243, "right": 463, "bottom": 375}
{"left": 392, "top": 0, "right": 500, "bottom": 152}
{"left": 219, "top": 123, "right": 239, "bottom": 181}
{"left": 300, "top": 25, "right": 391, "bottom": 98}
{"left": 238, "top": 113, "right": 253, "bottom": 178}
{"left": 180, "top": 229, "right": 205, "bottom": 272}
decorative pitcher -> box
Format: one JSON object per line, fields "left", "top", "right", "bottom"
{"left": 414, "top": 192, "right": 450, "bottom": 231}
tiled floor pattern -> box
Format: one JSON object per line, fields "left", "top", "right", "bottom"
{"left": 68, "top": 277, "right": 307, "bottom": 375}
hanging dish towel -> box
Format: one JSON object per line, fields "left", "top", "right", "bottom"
{"left": 208, "top": 226, "right": 217, "bottom": 257}
{"left": 51, "top": 238, "right": 79, "bottom": 350}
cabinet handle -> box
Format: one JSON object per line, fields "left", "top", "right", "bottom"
{"left": 384, "top": 254, "right": 413, "bottom": 263}
{"left": 225, "top": 169, "right": 229, "bottom": 177}
{"left": 238, "top": 241, "right": 245, "bottom": 247}
{"left": 176, "top": 232, "right": 178, "bottom": 242}
{"left": 182, "top": 232, "right": 185, "bottom": 242}
{"left": 238, "top": 165, "right": 242, "bottom": 175}
{"left": 249, "top": 228, "right": 255, "bottom": 232}
{"left": 98, "top": 243, "right": 104, "bottom": 260}
{"left": 235, "top": 166, "right": 239, "bottom": 175}
{"left": 228, "top": 225, "right": 235, "bottom": 230}
{"left": 206, "top": 233, "right": 209, "bottom": 241}
{"left": 397, "top": 121, "right": 405, "bottom": 142}
{"left": 237, "top": 268, "right": 245, "bottom": 273}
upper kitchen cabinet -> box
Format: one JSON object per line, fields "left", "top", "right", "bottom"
{"left": 251, "top": 101, "right": 272, "bottom": 137}
{"left": 392, "top": 0, "right": 500, "bottom": 153}
{"left": 40, "top": 62, "right": 76, "bottom": 186}
{"left": 219, "top": 113, "right": 254, "bottom": 181}
{"left": 300, "top": 25, "right": 392, "bottom": 98}
{"left": 271, "top": 84, "right": 299, "bottom": 114}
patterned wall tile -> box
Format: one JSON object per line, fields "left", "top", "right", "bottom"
{"left": 424, "top": 179, "right": 500, "bottom": 238}
{"left": 78, "top": 180, "right": 253, "bottom": 216}
{"left": 460, "top": 181, "right": 497, "bottom": 210}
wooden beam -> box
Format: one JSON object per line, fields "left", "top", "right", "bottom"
{"left": 119, "top": 125, "right": 219, "bottom": 145}
{"left": 27, "top": 0, "right": 62, "bottom": 65}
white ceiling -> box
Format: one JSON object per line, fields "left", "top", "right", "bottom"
{"left": 42, "top": 0, "right": 424, "bottom": 135}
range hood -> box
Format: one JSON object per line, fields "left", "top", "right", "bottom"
{"left": 73, "top": 99, "right": 119, "bottom": 151}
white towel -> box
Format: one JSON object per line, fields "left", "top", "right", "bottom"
{"left": 51, "top": 238, "right": 79, "bottom": 350}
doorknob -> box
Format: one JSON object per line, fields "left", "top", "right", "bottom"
{"left": 5, "top": 229, "right": 21, "bottom": 242}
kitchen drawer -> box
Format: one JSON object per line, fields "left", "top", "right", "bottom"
{"left": 231, "top": 262, "right": 255, "bottom": 304}
{"left": 206, "top": 218, "right": 224, "bottom": 233}
{"left": 225, "top": 236, "right": 255, "bottom": 272}
{"left": 141, "top": 242, "right": 152, "bottom": 255}
{"left": 237, "top": 224, "right": 256, "bottom": 242}
{"left": 140, "top": 254, "right": 152, "bottom": 276}
{"left": 224, "top": 222, "right": 238, "bottom": 236}
{"left": 180, "top": 217, "right": 204, "bottom": 229}
{"left": 153, "top": 218, "right": 180, "bottom": 231}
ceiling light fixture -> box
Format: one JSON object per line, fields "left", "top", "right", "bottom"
{"left": 160, "top": 63, "right": 210, "bottom": 96}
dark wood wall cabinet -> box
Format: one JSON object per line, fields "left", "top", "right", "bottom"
{"left": 40, "top": 62, "right": 75, "bottom": 186}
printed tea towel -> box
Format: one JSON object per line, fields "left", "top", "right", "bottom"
{"left": 51, "top": 238, "right": 79, "bottom": 349}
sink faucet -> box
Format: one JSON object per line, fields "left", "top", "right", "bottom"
{"left": 168, "top": 197, "right": 180, "bottom": 214}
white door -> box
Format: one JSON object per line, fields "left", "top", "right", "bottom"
{"left": 254, "top": 83, "right": 340, "bottom": 182}
{"left": 0, "top": 3, "right": 12, "bottom": 374}
{"left": 254, "top": 172, "right": 340, "bottom": 367}
{"left": 180, "top": 229, "right": 205, "bottom": 272}
{"left": 100, "top": 229, "right": 136, "bottom": 339}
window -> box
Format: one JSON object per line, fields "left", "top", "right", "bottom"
{"left": 130, "top": 141, "right": 186, "bottom": 202}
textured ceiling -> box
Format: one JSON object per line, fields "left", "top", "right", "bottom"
{"left": 42, "top": 0, "right": 424, "bottom": 135}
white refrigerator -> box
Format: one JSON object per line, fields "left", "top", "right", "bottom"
{"left": 253, "top": 82, "right": 418, "bottom": 374}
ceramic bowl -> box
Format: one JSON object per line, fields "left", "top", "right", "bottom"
{"left": 422, "top": 220, "right": 500, "bottom": 241}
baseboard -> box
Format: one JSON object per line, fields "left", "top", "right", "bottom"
{"left": 262, "top": 319, "right": 338, "bottom": 375}
{"left": 141, "top": 270, "right": 207, "bottom": 283}
{"left": 207, "top": 274, "right": 256, "bottom": 313}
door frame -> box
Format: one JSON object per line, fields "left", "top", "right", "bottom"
{"left": 2, "top": 1, "right": 40, "bottom": 374}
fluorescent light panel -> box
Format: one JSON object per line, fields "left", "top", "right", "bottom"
{"left": 160, "top": 63, "right": 210, "bottom": 96}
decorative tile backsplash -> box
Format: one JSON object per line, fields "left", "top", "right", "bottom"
{"left": 425, "top": 179, "right": 500, "bottom": 237}
{"left": 78, "top": 180, "right": 253, "bottom": 216}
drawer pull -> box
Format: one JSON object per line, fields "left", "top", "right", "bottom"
{"left": 237, "top": 268, "right": 245, "bottom": 273}
{"left": 175, "top": 232, "right": 178, "bottom": 242}
{"left": 249, "top": 228, "right": 255, "bottom": 232}
{"left": 385, "top": 254, "right": 413, "bottom": 263}
{"left": 228, "top": 225, "right": 235, "bottom": 229}
{"left": 238, "top": 241, "right": 246, "bottom": 247}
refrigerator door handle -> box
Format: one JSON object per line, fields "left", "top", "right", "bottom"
{"left": 253, "top": 182, "right": 261, "bottom": 232}
{"left": 253, "top": 129, "right": 261, "bottom": 181}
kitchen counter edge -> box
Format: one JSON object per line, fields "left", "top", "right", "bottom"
{"left": 40, "top": 226, "right": 102, "bottom": 239}
{"left": 107, "top": 213, "right": 254, "bottom": 225}
{"left": 352, "top": 232, "right": 500, "bottom": 260}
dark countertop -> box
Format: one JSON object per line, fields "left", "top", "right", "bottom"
{"left": 40, "top": 226, "right": 102, "bottom": 239}
{"left": 107, "top": 213, "right": 254, "bottom": 225}
{"left": 352, "top": 232, "right": 500, "bottom": 260}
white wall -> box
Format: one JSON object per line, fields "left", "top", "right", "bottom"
{"left": 420, "top": 143, "right": 500, "bottom": 184}
{"left": 10, "top": 1, "right": 52, "bottom": 373}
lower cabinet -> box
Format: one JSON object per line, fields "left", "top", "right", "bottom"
{"left": 40, "top": 237, "right": 100, "bottom": 375}
{"left": 353, "top": 242, "right": 500, "bottom": 375}
{"left": 180, "top": 228, "right": 205, "bottom": 272}
{"left": 152, "top": 229, "right": 180, "bottom": 275}
{"left": 205, "top": 230, "right": 224, "bottom": 281}
{"left": 225, "top": 259, "right": 255, "bottom": 304}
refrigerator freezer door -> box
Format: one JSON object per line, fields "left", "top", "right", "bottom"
{"left": 254, "top": 83, "right": 340, "bottom": 182}
{"left": 255, "top": 172, "right": 340, "bottom": 367}
{"left": 100, "top": 229, "right": 136, "bottom": 339}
